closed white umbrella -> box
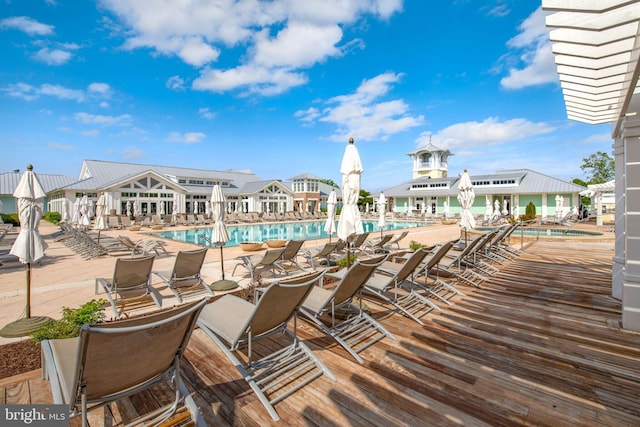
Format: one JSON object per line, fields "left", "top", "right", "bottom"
{"left": 79, "top": 194, "right": 90, "bottom": 229}
{"left": 61, "top": 199, "right": 70, "bottom": 223}
{"left": 94, "top": 193, "right": 108, "bottom": 243}
{"left": 457, "top": 169, "right": 475, "bottom": 246}
{"left": 377, "top": 192, "right": 386, "bottom": 239}
{"left": 1, "top": 165, "right": 51, "bottom": 337}
{"left": 159, "top": 200, "right": 165, "bottom": 217}
{"left": 72, "top": 197, "right": 81, "bottom": 227}
{"left": 126, "top": 200, "right": 132, "bottom": 217}
{"left": 556, "top": 194, "right": 564, "bottom": 219}
{"left": 133, "top": 199, "right": 139, "bottom": 217}
{"left": 337, "top": 137, "right": 364, "bottom": 266}
{"left": 485, "top": 196, "right": 493, "bottom": 221}
{"left": 209, "top": 185, "right": 237, "bottom": 290}
{"left": 324, "top": 189, "right": 337, "bottom": 242}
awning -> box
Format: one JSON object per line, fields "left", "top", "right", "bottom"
{"left": 542, "top": 1, "right": 640, "bottom": 133}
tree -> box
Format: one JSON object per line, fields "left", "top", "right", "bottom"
{"left": 320, "top": 178, "right": 338, "bottom": 188}
{"left": 580, "top": 151, "right": 614, "bottom": 184}
{"left": 358, "top": 189, "right": 373, "bottom": 209}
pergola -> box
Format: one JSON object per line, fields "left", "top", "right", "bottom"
{"left": 543, "top": 0, "right": 640, "bottom": 330}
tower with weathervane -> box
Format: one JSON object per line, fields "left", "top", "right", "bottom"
{"left": 407, "top": 141, "right": 453, "bottom": 179}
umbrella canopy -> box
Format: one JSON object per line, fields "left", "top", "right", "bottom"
{"left": 377, "top": 192, "right": 386, "bottom": 237}
{"left": 10, "top": 166, "right": 48, "bottom": 264}
{"left": 484, "top": 196, "right": 493, "bottom": 220}
{"left": 71, "top": 198, "right": 81, "bottom": 226}
{"left": 457, "top": 169, "right": 476, "bottom": 231}
{"left": 324, "top": 189, "right": 337, "bottom": 239}
{"left": 337, "top": 137, "right": 364, "bottom": 242}
{"left": 61, "top": 199, "right": 70, "bottom": 223}
{"left": 79, "top": 194, "right": 91, "bottom": 228}
{"left": 211, "top": 185, "right": 230, "bottom": 246}
{"left": 94, "top": 194, "right": 108, "bottom": 231}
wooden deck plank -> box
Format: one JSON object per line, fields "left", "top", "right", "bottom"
{"left": 10, "top": 240, "right": 640, "bottom": 426}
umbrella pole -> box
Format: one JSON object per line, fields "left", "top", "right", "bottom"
{"left": 26, "top": 263, "right": 31, "bottom": 318}
{"left": 219, "top": 245, "right": 225, "bottom": 280}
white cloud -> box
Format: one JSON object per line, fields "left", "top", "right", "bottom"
{"left": 166, "top": 131, "right": 206, "bottom": 143}
{"left": 166, "top": 75, "right": 185, "bottom": 91}
{"left": 88, "top": 82, "right": 112, "bottom": 96}
{"left": 82, "top": 129, "right": 101, "bottom": 137}
{"left": 296, "top": 72, "right": 423, "bottom": 141}
{"left": 416, "top": 117, "right": 555, "bottom": 150}
{"left": 32, "top": 47, "right": 73, "bottom": 65}
{"left": 499, "top": 7, "right": 558, "bottom": 89}
{"left": 198, "top": 108, "right": 216, "bottom": 120}
{"left": 122, "top": 147, "right": 145, "bottom": 158}
{"left": 39, "top": 84, "right": 85, "bottom": 101}
{"left": 74, "top": 112, "right": 133, "bottom": 126}
{"left": 0, "top": 16, "right": 54, "bottom": 36}
{"left": 98, "top": 0, "right": 403, "bottom": 95}
{"left": 193, "top": 64, "right": 307, "bottom": 96}
{"left": 49, "top": 142, "right": 74, "bottom": 150}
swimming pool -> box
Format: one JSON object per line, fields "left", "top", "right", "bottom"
{"left": 475, "top": 227, "right": 603, "bottom": 237}
{"left": 151, "top": 220, "right": 431, "bottom": 247}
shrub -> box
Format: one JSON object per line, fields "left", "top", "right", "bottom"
{"left": 409, "top": 240, "right": 429, "bottom": 251}
{"left": 335, "top": 253, "right": 357, "bottom": 269}
{"left": 520, "top": 202, "right": 537, "bottom": 222}
{"left": 31, "top": 299, "right": 107, "bottom": 342}
{"left": 0, "top": 213, "right": 19, "bottom": 226}
{"left": 44, "top": 211, "right": 61, "bottom": 224}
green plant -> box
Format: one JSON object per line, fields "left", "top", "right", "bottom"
{"left": 31, "top": 299, "right": 107, "bottom": 342}
{"left": 520, "top": 202, "right": 537, "bottom": 222}
{"left": 44, "top": 211, "right": 61, "bottom": 224}
{"left": 335, "top": 253, "right": 357, "bottom": 269}
{"left": 409, "top": 240, "right": 429, "bottom": 251}
{"left": 0, "top": 213, "right": 19, "bottom": 226}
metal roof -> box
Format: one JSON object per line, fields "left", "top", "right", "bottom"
{"left": 542, "top": 0, "right": 640, "bottom": 130}
{"left": 382, "top": 169, "right": 585, "bottom": 198}
{"left": 0, "top": 170, "right": 75, "bottom": 195}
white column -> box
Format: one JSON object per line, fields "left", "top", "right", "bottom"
{"left": 621, "top": 115, "right": 640, "bottom": 330}
{"left": 541, "top": 193, "right": 548, "bottom": 218}
{"left": 613, "top": 136, "right": 625, "bottom": 301}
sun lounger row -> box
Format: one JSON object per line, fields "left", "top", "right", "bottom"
{"left": 41, "top": 223, "right": 526, "bottom": 425}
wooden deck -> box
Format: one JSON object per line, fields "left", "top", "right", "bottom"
{"left": 3, "top": 240, "right": 640, "bottom": 426}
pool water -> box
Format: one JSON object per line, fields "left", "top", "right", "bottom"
{"left": 151, "top": 220, "right": 430, "bottom": 247}
{"left": 475, "top": 227, "right": 603, "bottom": 237}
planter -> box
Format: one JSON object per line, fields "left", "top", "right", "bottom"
{"left": 441, "top": 220, "right": 457, "bottom": 225}
{"left": 265, "top": 239, "right": 287, "bottom": 248}
{"left": 127, "top": 225, "right": 142, "bottom": 231}
{"left": 239, "top": 242, "right": 264, "bottom": 251}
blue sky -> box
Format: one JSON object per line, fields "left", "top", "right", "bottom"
{"left": 0, "top": 1, "right": 612, "bottom": 191}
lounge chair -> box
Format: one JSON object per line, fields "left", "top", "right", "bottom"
{"left": 41, "top": 298, "right": 208, "bottom": 427}
{"left": 197, "top": 271, "right": 335, "bottom": 421}
{"left": 349, "top": 232, "right": 370, "bottom": 254}
{"left": 95, "top": 255, "right": 160, "bottom": 317}
{"left": 360, "top": 248, "right": 442, "bottom": 325}
{"left": 301, "top": 241, "right": 340, "bottom": 269}
{"left": 433, "top": 235, "right": 489, "bottom": 289}
{"left": 153, "top": 248, "right": 214, "bottom": 303}
{"left": 107, "top": 216, "right": 122, "bottom": 229}
{"left": 382, "top": 241, "right": 464, "bottom": 306}
{"left": 384, "top": 230, "right": 409, "bottom": 251}
{"left": 361, "top": 234, "right": 394, "bottom": 254}
{"left": 275, "top": 239, "right": 306, "bottom": 273}
{"left": 117, "top": 235, "right": 144, "bottom": 255}
{"left": 298, "top": 255, "right": 396, "bottom": 364}
{"left": 232, "top": 248, "right": 285, "bottom": 283}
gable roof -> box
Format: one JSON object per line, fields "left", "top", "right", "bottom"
{"left": 0, "top": 170, "right": 75, "bottom": 196}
